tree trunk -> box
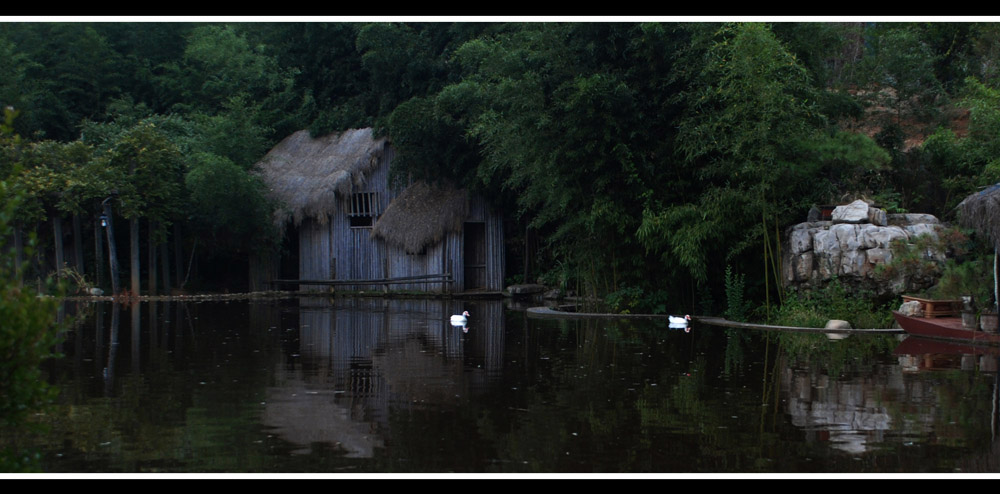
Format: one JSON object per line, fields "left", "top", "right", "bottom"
{"left": 173, "top": 223, "right": 183, "bottom": 292}
{"left": 53, "top": 214, "right": 64, "bottom": 278}
{"left": 13, "top": 222, "right": 23, "bottom": 286}
{"left": 160, "top": 233, "right": 171, "bottom": 294}
{"left": 72, "top": 213, "right": 84, "bottom": 276}
{"left": 103, "top": 202, "right": 120, "bottom": 296}
{"left": 148, "top": 219, "right": 157, "bottom": 296}
{"left": 131, "top": 217, "right": 140, "bottom": 296}
{"left": 94, "top": 217, "right": 104, "bottom": 290}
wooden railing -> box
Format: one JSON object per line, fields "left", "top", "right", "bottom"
{"left": 269, "top": 273, "right": 453, "bottom": 291}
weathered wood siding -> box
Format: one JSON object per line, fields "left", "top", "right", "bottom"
{"left": 468, "top": 194, "right": 505, "bottom": 292}
{"left": 330, "top": 144, "right": 395, "bottom": 291}
{"left": 295, "top": 143, "right": 504, "bottom": 293}
{"left": 299, "top": 218, "right": 331, "bottom": 292}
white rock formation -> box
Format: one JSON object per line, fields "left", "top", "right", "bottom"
{"left": 782, "top": 203, "right": 947, "bottom": 297}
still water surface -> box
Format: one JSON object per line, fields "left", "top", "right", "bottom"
{"left": 25, "top": 297, "right": 1000, "bottom": 473}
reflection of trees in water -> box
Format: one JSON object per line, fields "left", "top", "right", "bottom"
{"left": 30, "top": 299, "right": 1000, "bottom": 472}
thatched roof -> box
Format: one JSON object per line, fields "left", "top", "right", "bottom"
{"left": 957, "top": 183, "right": 1000, "bottom": 249}
{"left": 257, "top": 128, "right": 388, "bottom": 226}
{"left": 371, "top": 181, "right": 468, "bottom": 254}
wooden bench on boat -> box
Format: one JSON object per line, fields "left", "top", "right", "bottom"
{"left": 902, "top": 295, "right": 962, "bottom": 318}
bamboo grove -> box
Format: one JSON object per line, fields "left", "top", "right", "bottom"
{"left": 2, "top": 21, "right": 1000, "bottom": 314}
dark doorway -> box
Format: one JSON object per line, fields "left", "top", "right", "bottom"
{"left": 463, "top": 222, "right": 486, "bottom": 290}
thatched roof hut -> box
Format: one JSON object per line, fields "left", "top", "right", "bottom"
{"left": 257, "top": 128, "right": 389, "bottom": 226}
{"left": 371, "top": 181, "right": 469, "bottom": 254}
{"left": 957, "top": 183, "right": 1000, "bottom": 312}
{"left": 254, "top": 128, "right": 505, "bottom": 293}
{"left": 957, "top": 183, "right": 1000, "bottom": 249}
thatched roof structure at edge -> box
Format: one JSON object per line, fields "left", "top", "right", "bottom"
{"left": 257, "top": 128, "right": 388, "bottom": 226}
{"left": 371, "top": 181, "right": 469, "bottom": 254}
{"left": 957, "top": 183, "right": 1000, "bottom": 249}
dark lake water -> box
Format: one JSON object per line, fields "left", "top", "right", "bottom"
{"left": 18, "top": 296, "right": 1000, "bottom": 474}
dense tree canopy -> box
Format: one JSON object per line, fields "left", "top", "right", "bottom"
{"left": 1, "top": 20, "right": 998, "bottom": 308}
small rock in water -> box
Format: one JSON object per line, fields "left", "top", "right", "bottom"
{"left": 824, "top": 319, "right": 852, "bottom": 330}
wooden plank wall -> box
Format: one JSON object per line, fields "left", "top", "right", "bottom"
{"left": 384, "top": 242, "right": 447, "bottom": 292}
{"left": 330, "top": 145, "right": 396, "bottom": 291}
{"left": 470, "top": 194, "right": 506, "bottom": 292}
{"left": 299, "top": 218, "right": 331, "bottom": 292}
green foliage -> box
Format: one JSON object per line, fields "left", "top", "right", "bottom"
{"left": 101, "top": 120, "right": 184, "bottom": 223}
{"left": 185, "top": 152, "right": 277, "bottom": 253}
{"left": 356, "top": 23, "right": 444, "bottom": 118}
{"left": 773, "top": 279, "right": 895, "bottom": 329}
{"left": 639, "top": 23, "right": 833, "bottom": 288}
{"left": 604, "top": 285, "right": 669, "bottom": 315}
{"left": 5, "top": 139, "right": 107, "bottom": 223}
{"left": 918, "top": 228, "right": 996, "bottom": 312}
{"left": 775, "top": 329, "right": 900, "bottom": 378}
{"left": 0, "top": 23, "right": 125, "bottom": 141}
{"left": 441, "top": 24, "right": 665, "bottom": 296}
{"left": 1, "top": 20, "right": 999, "bottom": 302}
{"left": 0, "top": 182, "right": 65, "bottom": 472}
{"left": 723, "top": 266, "right": 750, "bottom": 322}
{"left": 930, "top": 255, "right": 995, "bottom": 311}
{"left": 186, "top": 94, "right": 273, "bottom": 169}
{"left": 876, "top": 228, "right": 973, "bottom": 292}
{"left": 854, "top": 24, "right": 945, "bottom": 124}
{"left": 916, "top": 77, "right": 1000, "bottom": 213}
{"left": 182, "top": 24, "right": 298, "bottom": 124}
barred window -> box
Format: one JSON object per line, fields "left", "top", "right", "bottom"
{"left": 349, "top": 192, "right": 380, "bottom": 228}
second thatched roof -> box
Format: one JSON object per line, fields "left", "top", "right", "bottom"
{"left": 372, "top": 181, "right": 469, "bottom": 254}
{"left": 257, "top": 128, "right": 388, "bottom": 226}
{"left": 957, "top": 183, "right": 1000, "bottom": 249}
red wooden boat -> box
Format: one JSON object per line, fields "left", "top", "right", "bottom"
{"left": 893, "top": 311, "right": 1000, "bottom": 346}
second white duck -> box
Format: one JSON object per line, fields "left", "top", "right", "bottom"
{"left": 668, "top": 315, "right": 691, "bottom": 325}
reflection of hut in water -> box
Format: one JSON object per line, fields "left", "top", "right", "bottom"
{"left": 274, "top": 297, "right": 506, "bottom": 446}
{"left": 253, "top": 128, "right": 504, "bottom": 293}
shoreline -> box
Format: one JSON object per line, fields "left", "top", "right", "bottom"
{"left": 59, "top": 289, "right": 506, "bottom": 303}
{"left": 526, "top": 305, "right": 904, "bottom": 334}
{"left": 58, "top": 293, "right": 904, "bottom": 335}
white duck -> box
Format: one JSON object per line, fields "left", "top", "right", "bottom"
{"left": 668, "top": 314, "right": 691, "bottom": 325}
{"left": 450, "top": 311, "right": 470, "bottom": 326}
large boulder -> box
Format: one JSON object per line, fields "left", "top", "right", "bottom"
{"left": 782, "top": 203, "right": 947, "bottom": 297}
{"left": 832, "top": 199, "right": 889, "bottom": 226}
